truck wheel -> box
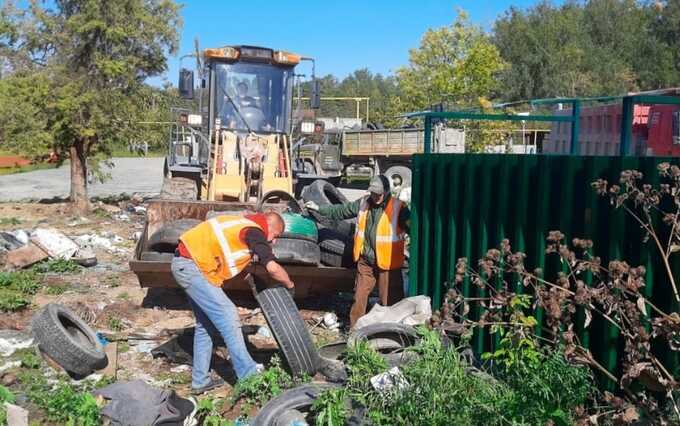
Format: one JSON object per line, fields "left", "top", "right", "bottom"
{"left": 318, "top": 227, "right": 353, "bottom": 267}
{"left": 301, "top": 180, "right": 348, "bottom": 206}
{"left": 255, "top": 287, "right": 321, "bottom": 376}
{"left": 250, "top": 383, "right": 341, "bottom": 426}
{"left": 384, "top": 165, "right": 412, "bottom": 190}
{"left": 31, "top": 303, "right": 108, "bottom": 376}
{"left": 272, "top": 238, "right": 320, "bottom": 265}
{"left": 160, "top": 177, "right": 198, "bottom": 200}
{"left": 146, "top": 218, "right": 201, "bottom": 253}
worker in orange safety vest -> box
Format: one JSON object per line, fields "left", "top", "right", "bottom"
{"left": 171, "top": 212, "right": 294, "bottom": 394}
{"left": 306, "top": 175, "right": 409, "bottom": 327}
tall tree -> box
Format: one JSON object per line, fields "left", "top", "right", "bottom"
{"left": 0, "top": 0, "right": 180, "bottom": 212}
{"left": 395, "top": 11, "right": 506, "bottom": 111}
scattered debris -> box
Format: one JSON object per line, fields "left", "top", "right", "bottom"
{"left": 0, "top": 232, "right": 24, "bottom": 252}
{"left": 322, "top": 312, "right": 340, "bottom": 330}
{"left": 5, "top": 243, "right": 49, "bottom": 269}
{"left": 0, "top": 362, "right": 21, "bottom": 374}
{"left": 355, "top": 296, "right": 432, "bottom": 329}
{"left": 74, "top": 233, "right": 127, "bottom": 255}
{"left": 0, "top": 330, "right": 34, "bottom": 356}
{"left": 370, "top": 366, "right": 409, "bottom": 393}
{"left": 31, "top": 228, "right": 79, "bottom": 260}
{"left": 4, "top": 402, "right": 29, "bottom": 426}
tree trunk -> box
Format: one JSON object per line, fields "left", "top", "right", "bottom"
{"left": 70, "top": 140, "right": 89, "bottom": 213}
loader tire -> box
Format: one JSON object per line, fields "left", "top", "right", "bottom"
{"left": 31, "top": 303, "right": 107, "bottom": 376}
{"left": 160, "top": 177, "right": 197, "bottom": 200}
{"left": 255, "top": 287, "right": 321, "bottom": 376}
{"left": 301, "top": 179, "right": 348, "bottom": 206}
{"left": 251, "top": 383, "right": 341, "bottom": 426}
{"left": 272, "top": 238, "right": 320, "bottom": 266}
{"left": 146, "top": 218, "right": 200, "bottom": 253}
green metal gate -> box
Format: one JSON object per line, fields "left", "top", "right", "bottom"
{"left": 409, "top": 153, "right": 679, "bottom": 381}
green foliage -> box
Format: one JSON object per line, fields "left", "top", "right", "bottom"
{"left": 0, "top": 385, "right": 14, "bottom": 426}
{"left": 0, "top": 218, "right": 21, "bottom": 226}
{"left": 44, "top": 284, "right": 69, "bottom": 295}
{"left": 344, "top": 339, "right": 388, "bottom": 395}
{"left": 312, "top": 388, "right": 348, "bottom": 426}
{"left": 395, "top": 11, "right": 505, "bottom": 112}
{"left": 231, "top": 356, "right": 295, "bottom": 411}
{"left": 0, "top": 0, "right": 181, "bottom": 205}
{"left": 196, "top": 398, "right": 233, "bottom": 426}
{"left": 107, "top": 316, "right": 124, "bottom": 332}
{"left": 493, "top": 0, "right": 680, "bottom": 100}
{"left": 0, "top": 270, "right": 42, "bottom": 311}
{"left": 33, "top": 258, "right": 81, "bottom": 274}
{"left": 17, "top": 349, "right": 42, "bottom": 369}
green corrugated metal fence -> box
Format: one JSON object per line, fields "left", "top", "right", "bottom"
{"left": 409, "top": 154, "right": 679, "bottom": 384}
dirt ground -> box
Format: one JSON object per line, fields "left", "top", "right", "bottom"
{"left": 0, "top": 156, "right": 31, "bottom": 168}
{"left": 0, "top": 201, "right": 348, "bottom": 415}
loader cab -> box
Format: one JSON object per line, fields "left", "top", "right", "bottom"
{"left": 203, "top": 46, "right": 299, "bottom": 136}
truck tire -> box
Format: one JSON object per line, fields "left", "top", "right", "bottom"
{"left": 160, "top": 177, "right": 198, "bottom": 200}
{"left": 146, "top": 218, "right": 201, "bottom": 253}
{"left": 384, "top": 165, "right": 412, "bottom": 190}
{"left": 255, "top": 287, "right": 321, "bottom": 376}
{"left": 251, "top": 383, "right": 341, "bottom": 426}
{"left": 31, "top": 303, "right": 108, "bottom": 376}
{"left": 318, "top": 227, "right": 353, "bottom": 267}
{"left": 301, "top": 180, "right": 348, "bottom": 206}
{"left": 272, "top": 238, "right": 320, "bottom": 265}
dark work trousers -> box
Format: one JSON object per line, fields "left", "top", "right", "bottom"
{"left": 349, "top": 257, "right": 405, "bottom": 328}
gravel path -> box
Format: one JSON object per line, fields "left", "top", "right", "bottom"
{"left": 0, "top": 157, "right": 366, "bottom": 202}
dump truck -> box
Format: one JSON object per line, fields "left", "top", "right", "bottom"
{"left": 293, "top": 125, "right": 465, "bottom": 192}
{"left": 129, "top": 45, "right": 356, "bottom": 297}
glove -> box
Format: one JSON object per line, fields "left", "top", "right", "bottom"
{"left": 304, "top": 200, "right": 319, "bottom": 211}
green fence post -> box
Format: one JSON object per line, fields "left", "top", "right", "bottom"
{"left": 424, "top": 116, "right": 432, "bottom": 154}
{"left": 620, "top": 97, "right": 633, "bottom": 156}
{"left": 570, "top": 100, "right": 581, "bottom": 155}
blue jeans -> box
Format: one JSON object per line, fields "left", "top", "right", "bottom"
{"left": 171, "top": 256, "right": 258, "bottom": 388}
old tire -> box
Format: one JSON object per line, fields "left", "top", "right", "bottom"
{"left": 318, "top": 227, "right": 353, "bottom": 267}
{"left": 160, "top": 177, "right": 197, "bottom": 200}
{"left": 272, "top": 238, "right": 320, "bottom": 266}
{"left": 384, "top": 165, "right": 411, "bottom": 190}
{"left": 255, "top": 287, "right": 321, "bottom": 376}
{"left": 140, "top": 251, "right": 175, "bottom": 262}
{"left": 31, "top": 303, "right": 107, "bottom": 376}
{"left": 146, "top": 218, "right": 200, "bottom": 253}
{"left": 251, "top": 383, "right": 341, "bottom": 426}
{"left": 301, "top": 179, "right": 348, "bottom": 206}
{"left": 349, "top": 323, "right": 420, "bottom": 368}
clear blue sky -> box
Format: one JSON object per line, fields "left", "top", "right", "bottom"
{"left": 152, "top": 0, "right": 545, "bottom": 87}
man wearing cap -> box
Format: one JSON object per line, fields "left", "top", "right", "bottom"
{"left": 306, "top": 175, "right": 409, "bottom": 327}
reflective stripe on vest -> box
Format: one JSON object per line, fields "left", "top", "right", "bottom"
{"left": 353, "top": 197, "right": 405, "bottom": 270}
{"left": 180, "top": 215, "right": 262, "bottom": 286}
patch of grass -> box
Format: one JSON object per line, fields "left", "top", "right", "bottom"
{"left": 312, "top": 387, "right": 348, "bottom": 426}
{"left": 119, "top": 342, "right": 130, "bottom": 353}
{"left": 32, "top": 258, "right": 81, "bottom": 274}
{"left": 107, "top": 316, "right": 124, "bottom": 332}
{"left": 0, "top": 162, "right": 57, "bottom": 176}
{"left": 344, "top": 339, "right": 388, "bottom": 395}
{"left": 44, "top": 284, "right": 69, "bottom": 295}
{"left": 16, "top": 349, "right": 42, "bottom": 369}
{"left": 196, "top": 398, "right": 233, "bottom": 426}
{"left": 92, "top": 207, "right": 111, "bottom": 219}
{"left": 0, "top": 384, "right": 15, "bottom": 426}
{"left": 157, "top": 371, "right": 191, "bottom": 385}
{"left": 231, "top": 355, "right": 307, "bottom": 412}
{"left": 0, "top": 271, "right": 43, "bottom": 311}
{"left": 0, "top": 217, "right": 21, "bottom": 226}
{"left": 104, "top": 275, "right": 120, "bottom": 288}
{"left": 117, "top": 291, "right": 130, "bottom": 301}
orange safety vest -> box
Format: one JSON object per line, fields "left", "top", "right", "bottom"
{"left": 180, "top": 215, "right": 262, "bottom": 286}
{"left": 353, "top": 197, "right": 405, "bottom": 270}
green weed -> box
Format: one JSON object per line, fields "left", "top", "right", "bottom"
{"left": 117, "top": 291, "right": 130, "bottom": 301}
{"left": 157, "top": 371, "right": 190, "bottom": 385}
{"left": 0, "top": 385, "right": 15, "bottom": 426}
{"left": 17, "top": 349, "right": 42, "bottom": 369}
{"left": 0, "top": 291, "right": 30, "bottom": 311}
{"left": 0, "top": 271, "right": 41, "bottom": 295}
{"left": 119, "top": 342, "right": 130, "bottom": 353}
{"left": 344, "top": 339, "right": 388, "bottom": 395}
{"left": 0, "top": 218, "right": 21, "bottom": 226}
{"left": 312, "top": 387, "right": 348, "bottom": 426}
{"left": 196, "top": 398, "right": 233, "bottom": 426}
{"left": 107, "top": 316, "right": 124, "bottom": 332}
{"left": 231, "top": 356, "right": 302, "bottom": 411}
{"left": 32, "top": 259, "right": 81, "bottom": 274}
{"left": 44, "top": 284, "right": 69, "bottom": 295}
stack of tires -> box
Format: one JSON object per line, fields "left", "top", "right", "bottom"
{"left": 271, "top": 212, "right": 320, "bottom": 266}
{"left": 301, "top": 180, "right": 355, "bottom": 268}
